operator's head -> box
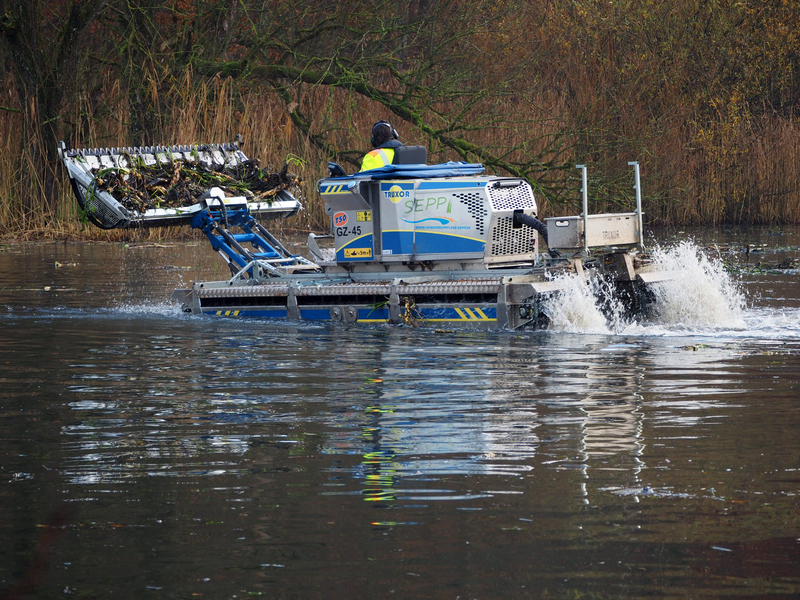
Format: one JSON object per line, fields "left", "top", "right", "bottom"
{"left": 371, "top": 120, "right": 398, "bottom": 148}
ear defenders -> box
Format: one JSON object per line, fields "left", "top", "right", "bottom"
{"left": 371, "top": 120, "right": 398, "bottom": 147}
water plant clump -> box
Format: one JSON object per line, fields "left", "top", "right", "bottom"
{"left": 92, "top": 158, "right": 303, "bottom": 214}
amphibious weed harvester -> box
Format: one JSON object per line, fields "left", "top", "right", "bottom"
{"left": 59, "top": 140, "right": 672, "bottom": 330}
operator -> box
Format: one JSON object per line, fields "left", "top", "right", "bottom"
{"left": 359, "top": 120, "right": 404, "bottom": 172}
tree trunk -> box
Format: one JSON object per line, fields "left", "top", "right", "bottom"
{"left": 0, "top": 0, "right": 107, "bottom": 216}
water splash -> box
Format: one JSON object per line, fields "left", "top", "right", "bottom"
{"left": 541, "top": 274, "right": 613, "bottom": 334}
{"left": 647, "top": 241, "right": 746, "bottom": 330}
{"left": 115, "top": 301, "right": 187, "bottom": 318}
{"left": 542, "top": 241, "right": 746, "bottom": 334}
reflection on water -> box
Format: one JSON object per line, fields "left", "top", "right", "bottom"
{"left": 1, "top": 237, "right": 800, "bottom": 598}
{"left": 322, "top": 342, "right": 541, "bottom": 505}
{"left": 575, "top": 344, "right": 646, "bottom": 505}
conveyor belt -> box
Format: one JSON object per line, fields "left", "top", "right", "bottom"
{"left": 58, "top": 141, "right": 300, "bottom": 229}
{"left": 194, "top": 279, "right": 503, "bottom": 299}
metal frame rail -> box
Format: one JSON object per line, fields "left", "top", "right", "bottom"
{"left": 190, "top": 206, "right": 319, "bottom": 283}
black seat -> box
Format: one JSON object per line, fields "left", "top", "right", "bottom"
{"left": 328, "top": 162, "right": 347, "bottom": 177}
{"left": 392, "top": 145, "right": 427, "bottom": 165}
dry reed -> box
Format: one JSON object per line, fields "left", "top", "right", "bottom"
{"left": 1, "top": 44, "right": 799, "bottom": 239}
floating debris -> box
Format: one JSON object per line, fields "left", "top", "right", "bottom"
{"left": 733, "top": 257, "right": 800, "bottom": 275}
{"left": 775, "top": 257, "right": 798, "bottom": 269}
{"left": 681, "top": 343, "right": 708, "bottom": 351}
{"left": 91, "top": 158, "right": 303, "bottom": 214}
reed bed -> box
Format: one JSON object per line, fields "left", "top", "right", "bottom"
{"left": 1, "top": 58, "right": 799, "bottom": 239}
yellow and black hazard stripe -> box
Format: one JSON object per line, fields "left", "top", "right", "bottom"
{"left": 453, "top": 307, "right": 494, "bottom": 321}
{"left": 320, "top": 184, "right": 351, "bottom": 195}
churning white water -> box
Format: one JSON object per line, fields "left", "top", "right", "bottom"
{"left": 647, "top": 241, "right": 746, "bottom": 330}
{"left": 540, "top": 274, "right": 616, "bottom": 334}
{"left": 542, "top": 241, "right": 747, "bottom": 335}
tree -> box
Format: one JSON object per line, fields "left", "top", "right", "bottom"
{"left": 0, "top": 0, "right": 109, "bottom": 215}
{"left": 182, "top": 0, "right": 579, "bottom": 195}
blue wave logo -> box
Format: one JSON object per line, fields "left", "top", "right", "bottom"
{"left": 403, "top": 217, "right": 455, "bottom": 225}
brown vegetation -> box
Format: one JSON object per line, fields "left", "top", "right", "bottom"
{"left": 0, "top": 0, "right": 798, "bottom": 239}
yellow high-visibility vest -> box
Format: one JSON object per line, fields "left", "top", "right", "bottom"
{"left": 360, "top": 148, "right": 395, "bottom": 172}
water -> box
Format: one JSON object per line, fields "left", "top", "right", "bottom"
{"left": 1, "top": 230, "right": 799, "bottom": 599}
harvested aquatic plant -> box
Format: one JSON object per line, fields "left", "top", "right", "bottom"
{"left": 90, "top": 157, "right": 302, "bottom": 213}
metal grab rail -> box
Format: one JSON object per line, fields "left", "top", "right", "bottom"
{"left": 573, "top": 162, "right": 645, "bottom": 254}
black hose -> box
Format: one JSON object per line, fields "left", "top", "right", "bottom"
{"left": 514, "top": 212, "right": 548, "bottom": 244}
{"left": 211, "top": 196, "right": 229, "bottom": 229}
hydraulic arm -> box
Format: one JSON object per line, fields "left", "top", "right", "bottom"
{"left": 190, "top": 201, "right": 319, "bottom": 282}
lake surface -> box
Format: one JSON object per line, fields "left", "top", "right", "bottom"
{"left": 1, "top": 228, "right": 799, "bottom": 599}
